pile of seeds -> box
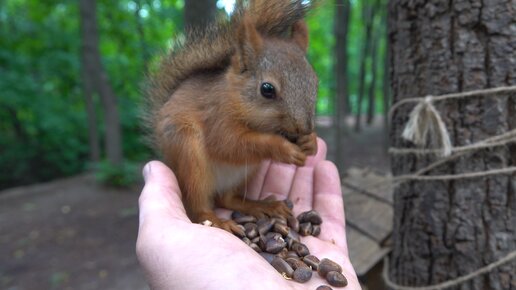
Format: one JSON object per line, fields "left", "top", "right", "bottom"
{"left": 230, "top": 199, "right": 348, "bottom": 289}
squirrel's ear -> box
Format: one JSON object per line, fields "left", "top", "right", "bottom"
{"left": 292, "top": 20, "right": 309, "bottom": 52}
{"left": 232, "top": 17, "right": 263, "bottom": 73}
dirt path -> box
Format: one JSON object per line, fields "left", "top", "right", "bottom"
{"left": 0, "top": 175, "right": 148, "bottom": 290}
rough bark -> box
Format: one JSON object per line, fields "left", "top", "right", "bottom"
{"left": 334, "top": 0, "right": 351, "bottom": 172}
{"left": 389, "top": 0, "right": 515, "bottom": 289}
{"left": 184, "top": 0, "right": 217, "bottom": 31}
{"left": 80, "top": 0, "right": 123, "bottom": 166}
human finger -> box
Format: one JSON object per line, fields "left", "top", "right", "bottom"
{"left": 287, "top": 167, "right": 314, "bottom": 216}
{"left": 246, "top": 160, "right": 271, "bottom": 200}
{"left": 138, "top": 161, "right": 190, "bottom": 227}
{"left": 259, "top": 162, "right": 296, "bottom": 200}
{"left": 304, "top": 137, "right": 328, "bottom": 167}
{"left": 312, "top": 161, "right": 347, "bottom": 251}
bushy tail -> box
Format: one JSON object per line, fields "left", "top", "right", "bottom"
{"left": 143, "top": 0, "right": 316, "bottom": 129}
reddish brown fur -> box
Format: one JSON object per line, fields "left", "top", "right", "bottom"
{"left": 148, "top": 1, "right": 318, "bottom": 234}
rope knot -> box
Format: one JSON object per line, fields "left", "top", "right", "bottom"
{"left": 401, "top": 96, "right": 452, "bottom": 157}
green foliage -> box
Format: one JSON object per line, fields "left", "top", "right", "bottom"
{"left": 94, "top": 160, "right": 140, "bottom": 187}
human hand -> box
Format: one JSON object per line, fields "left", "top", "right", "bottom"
{"left": 136, "top": 138, "right": 361, "bottom": 290}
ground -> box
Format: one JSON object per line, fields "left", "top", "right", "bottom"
{"left": 0, "top": 117, "right": 389, "bottom": 290}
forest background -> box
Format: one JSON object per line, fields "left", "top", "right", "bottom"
{"left": 0, "top": 0, "right": 388, "bottom": 190}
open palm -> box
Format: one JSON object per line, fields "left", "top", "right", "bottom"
{"left": 136, "top": 138, "right": 361, "bottom": 290}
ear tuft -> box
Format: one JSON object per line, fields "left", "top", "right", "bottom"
{"left": 292, "top": 20, "right": 309, "bottom": 52}
{"left": 233, "top": 16, "right": 263, "bottom": 73}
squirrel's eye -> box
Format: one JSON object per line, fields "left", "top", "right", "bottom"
{"left": 260, "top": 82, "right": 276, "bottom": 99}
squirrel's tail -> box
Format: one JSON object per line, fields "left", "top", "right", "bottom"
{"left": 243, "top": 0, "right": 315, "bottom": 36}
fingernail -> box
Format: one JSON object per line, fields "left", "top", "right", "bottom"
{"left": 143, "top": 162, "right": 151, "bottom": 182}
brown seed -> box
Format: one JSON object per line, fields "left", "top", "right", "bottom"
{"left": 299, "top": 222, "right": 312, "bottom": 236}
{"left": 312, "top": 224, "right": 321, "bottom": 237}
{"left": 303, "top": 255, "right": 320, "bottom": 271}
{"left": 286, "top": 251, "right": 299, "bottom": 259}
{"left": 316, "top": 286, "right": 333, "bottom": 290}
{"left": 265, "top": 232, "right": 282, "bottom": 242}
{"left": 234, "top": 215, "right": 257, "bottom": 224}
{"left": 257, "top": 234, "right": 267, "bottom": 251}
{"left": 273, "top": 216, "right": 287, "bottom": 226}
{"left": 241, "top": 237, "right": 251, "bottom": 246}
{"left": 299, "top": 210, "right": 322, "bottom": 225}
{"left": 293, "top": 267, "right": 312, "bottom": 283}
{"left": 265, "top": 238, "right": 286, "bottom": 254}
{"left": 297, "top": 211, "right": 308, "bottom": 223}
{"left": 250, "top": 243, "right": 262, "bottom": 253}
{"left": 271, "top": 257, "right": 294, "bottom": 278}
{"left": 234, "top": 225, "right": 246, "bottom": 238}
{"left": 284, "top": 199, "right": 294, "bottom": 210}
{"left": 286, "top": 228, "right": 300, "bottom": 243}
{"left": 259, "top": 252, "right": 276, "bottom": 264}
{"left": 285, "top": 237, "right": 294, "bottom": 250}
{"left": 251, "top": 236, "right": 260, "bottom": 244}
{"left": 276, "top": 248, "right": 289, "bottom": 259}
{"left": 291, "top": 242, "right": 310, "bottom": 257}
{"left": 318, "top": 258, "right": 342, "bottom": 278}
{"left": 274, "top": 223, "right": 290, "bottom": 236}
{"left": 326, "top": 271, "right": 347, "bottom": 287}
{"left": 231, "top": 211, "right": 245, "bottom": 219}
{"left": 287, "top": 216, "right": 299, "bottom": 232}
{"left": 257, "top": 218, "right": 275, "bottom": 235}
{"left": 285, "top": 257, "right": 309, "bottom": 270}
{"left": 244, "top": 223, "right": 258, "bottom": 239}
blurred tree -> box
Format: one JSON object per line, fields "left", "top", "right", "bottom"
{"left": 389, "top": 0, "right": 515, "bottom": 289}
{"left": 333, "top": 0, "right": 350, "bottom": 171}
{"left": 354, "top": 0, "right": 377, "bottom": 132}
{"left": 184, "top": 0, "right": 217, "bottom": 31}
{"left": 80, "top": 0, "right": 123, "bottom": 166}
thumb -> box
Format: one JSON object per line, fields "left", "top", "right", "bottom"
{"left": 139, "top": 161, "right": 190, "bottom": 227}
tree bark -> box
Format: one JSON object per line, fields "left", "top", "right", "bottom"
{"left": 184, "top": 0, "right": 217, "bottom": 31}
{"left": 334, "top": 0, "right": 351, "bottom": 172}
{"left": 80, "top": 0, "right": 123, "bottom": 166}
{"left": 389, "top": 0, "right": 515, "bottom": 289}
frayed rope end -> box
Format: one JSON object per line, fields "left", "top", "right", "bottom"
{"left": 401, "top": 96, "right": 453, "bottom": 157}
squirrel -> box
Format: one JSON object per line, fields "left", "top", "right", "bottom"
{"left": 144, "top": 0, "right": 319, "bottom": 235}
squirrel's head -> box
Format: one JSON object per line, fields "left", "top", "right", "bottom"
{"left": 228, "top": 18, "right": 317, "bottom": 141}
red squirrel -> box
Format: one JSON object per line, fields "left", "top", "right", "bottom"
{"left": 145, "top": 0, "right": 318, "bottom": 234}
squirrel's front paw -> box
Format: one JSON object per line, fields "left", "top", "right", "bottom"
{"left": 275, "top": 141, "right": 307, "bottom": 166}
{"left": 297, "top": 132, "right": 317, "bottom": 156}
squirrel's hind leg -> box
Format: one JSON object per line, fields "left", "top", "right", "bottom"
{"left": 158, "top": 116, "right": 244, "bottom": 236}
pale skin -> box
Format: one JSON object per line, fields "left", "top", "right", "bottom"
{"left": 136, "top": 138, "right": 361, "bottom": 290}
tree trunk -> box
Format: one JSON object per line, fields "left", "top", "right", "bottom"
{"left": 79, "top": 0, "right": 100, "bottom": 164}
{"left": 134, "top": 0, "right": 150, "bottom": 67}
{"left": 80, "top": 0, "right": 123, "bottom": 166}
{"left": 366, "top": 16, "right": 380, "bottom": 125}
{"left": 334, "top": 0, "right": 351, "bottom": 172}
{"left": 389, "top": 0, "right": 515, "bottom": 289}
{"left": 354, "top": 1, "right": 375, "bottom": 132}
{"left": 381, "top": 5, "right": 390, "bottom": 151}
{"left": 184, "top": 0, "right": 217, "bottom": 31}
